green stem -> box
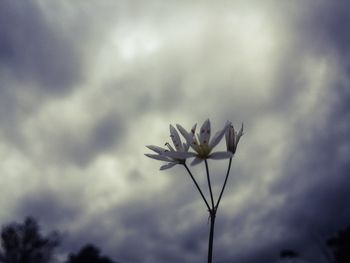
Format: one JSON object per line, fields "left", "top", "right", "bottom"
{"left": 204, "top": 159, "right": 216, "bottom": 263}
{"left": 205, "top": 160, "right": 215, "bottom": 210}
{"left": 215, "top": 157, "right": 232, "bottom": 210}
{"left": 207, "top": 210, "right": 216, "bottom": 263}
{"left": 183, "top": 164, "right": 211, "bottom": 211}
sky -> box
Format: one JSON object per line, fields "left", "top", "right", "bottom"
{"left": 0, "top": 0, "right": 350, "bottom": 262}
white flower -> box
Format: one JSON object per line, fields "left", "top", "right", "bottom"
{"left": 145, "top": 125, "right": 195, "bottom": 170}
{"left": 225, "top": 122, "right": 243, "bottom": 154}
{"left": 176, "top": 119, "right": 232, "bottom": 165}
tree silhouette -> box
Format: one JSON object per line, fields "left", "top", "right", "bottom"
{"left": 279, "top": 249, "right": 300, "bottom": 263}
{"left": 279, "top": 225, "right": 350, "bottom": 263}
{"left": 0, "top": 217, "right": 60, "bottom": 263}
{"left": 327, "top": 226, "right": 350, "bottom": 263}
{"left": 65, "top": 244, "right": 115, "bottom": 263}
{"left": 280, "top": 249, "right": 299, "bottom": 259}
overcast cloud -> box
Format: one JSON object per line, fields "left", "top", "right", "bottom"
{"left": 0, "top": 1, "right": 349, "bottom": 262}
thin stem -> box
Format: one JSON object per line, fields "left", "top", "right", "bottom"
{"left": 215, "top": 157, "right": 232, "bottom": 209}
{"left": 310, "top": 231, "right": 336, "bottom": 263}
{"left": 207, "top": 210, "right": 216, "bottom": 263}
{"left": 205, "top": 160, "right": 215, "bottom": 210}
{"left": 183, "top": 164, "right": 211, "bottom": 211}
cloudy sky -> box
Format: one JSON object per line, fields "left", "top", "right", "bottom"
{"left": 1, "top": 0, "right": 350, "bottom": 262}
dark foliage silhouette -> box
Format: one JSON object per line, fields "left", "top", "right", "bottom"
{"left": 280, "top": 225, "right": 350, "bottom": 263}
{"left": 0, "top": 217, "right": 60, "bottom": 263}
{"left": 327, "top": 226, "right": 350, "bottom": 263}
{"left": 65, "top": 244, "right": 115, "bottom": 263}
{"left": 280, "top": 249, "right": 299, "bottom": 259}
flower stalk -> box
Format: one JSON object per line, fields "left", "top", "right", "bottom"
{"left": 205, "top": 160, "right": 215, "bottom": 210}
{"left": 145, "top": 119, "right": 243, "bottom": 263}
{"left": 208, "top": 209, "right": 216, "bottom": 263}
{"left": 183, "top": 163, "right": 211, "bottom": 211}
{"left": 216, "top": 157, "right": 233, "bottom": 210}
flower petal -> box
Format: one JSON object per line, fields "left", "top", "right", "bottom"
{"left": 160, "top": 162, "right": 177, "bottom": 170}
{"left": 170, "top": 124, "right": 183, "bottom": 151}
{"left": 146, "top": 145, "right": 167, "bottom": 154}
{"left": 208, "top": 151, "right": 233, "bottom": 159}
{"left": 190, "top": 123, "right": 197, "bottom": 137}
{"left": 183, "top": 142, "right": 189, "bottom": 151}
{"left": 199, "top": 119, "right": 211, "bottom": 145}
{"left": 176, "top": 124, "right": 192, "bottom": 142}
{"left": 235, "top": 123, "right": 244, "bottom": 148}
{"left": 191, "top": 157, "right": 204, "bottom": 166}
{"left": 164, "top": 151, "right": 196, "bottom": 159}
{"left": 165, "top": 142, "right": 175, "bottom": 152}
{"left": 176, "top": 124, "right": 198, "bottom": 150}
{"left": 225, "top": 124, "right": 235, "bottom": 152}
{"left": 209, "top": 124, "right": 228, "bottom": 149}
{"left": 144, "top": 153, "right": 171, "bottom": 162}
{"left": 225, "top": 122, "right": 231, "bottom": 150}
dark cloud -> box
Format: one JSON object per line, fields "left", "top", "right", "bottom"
{"left": 47, "top": 177, "right": 212, "bottom": 263}
{"left": 0, "top": 1, "right": 82, "bottom": 94}
{"left": 296, "top": 0, "right": 350, "bottom": 62}
{"left": 260, "top": 88, "right": 350, "bottom": 262}
{"left": 269, "top": 0, "right": 350, "bottom": 233}
{"left": 14, "top": 189, "right": 84, "bottom": 231}
{"left": 47, "top": 114, "right": 125, "bottom": 166}
{"left": 0, "top": 0, "right": 87, "bottom": 151}
{"left": 1, "top": 1, "right": 350, "bottom": 263}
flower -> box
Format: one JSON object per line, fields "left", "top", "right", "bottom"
{"left": 225, "top": 122, "right": 243, "bottom": 154}
{"left": 176, "top": 119, "right": 232, "bottom": 165}
{"left": 145, "top": 124, "right": 195, "bottom": 170}
{"left": 145, "top": 145, "right": 179, "bottom": 170}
